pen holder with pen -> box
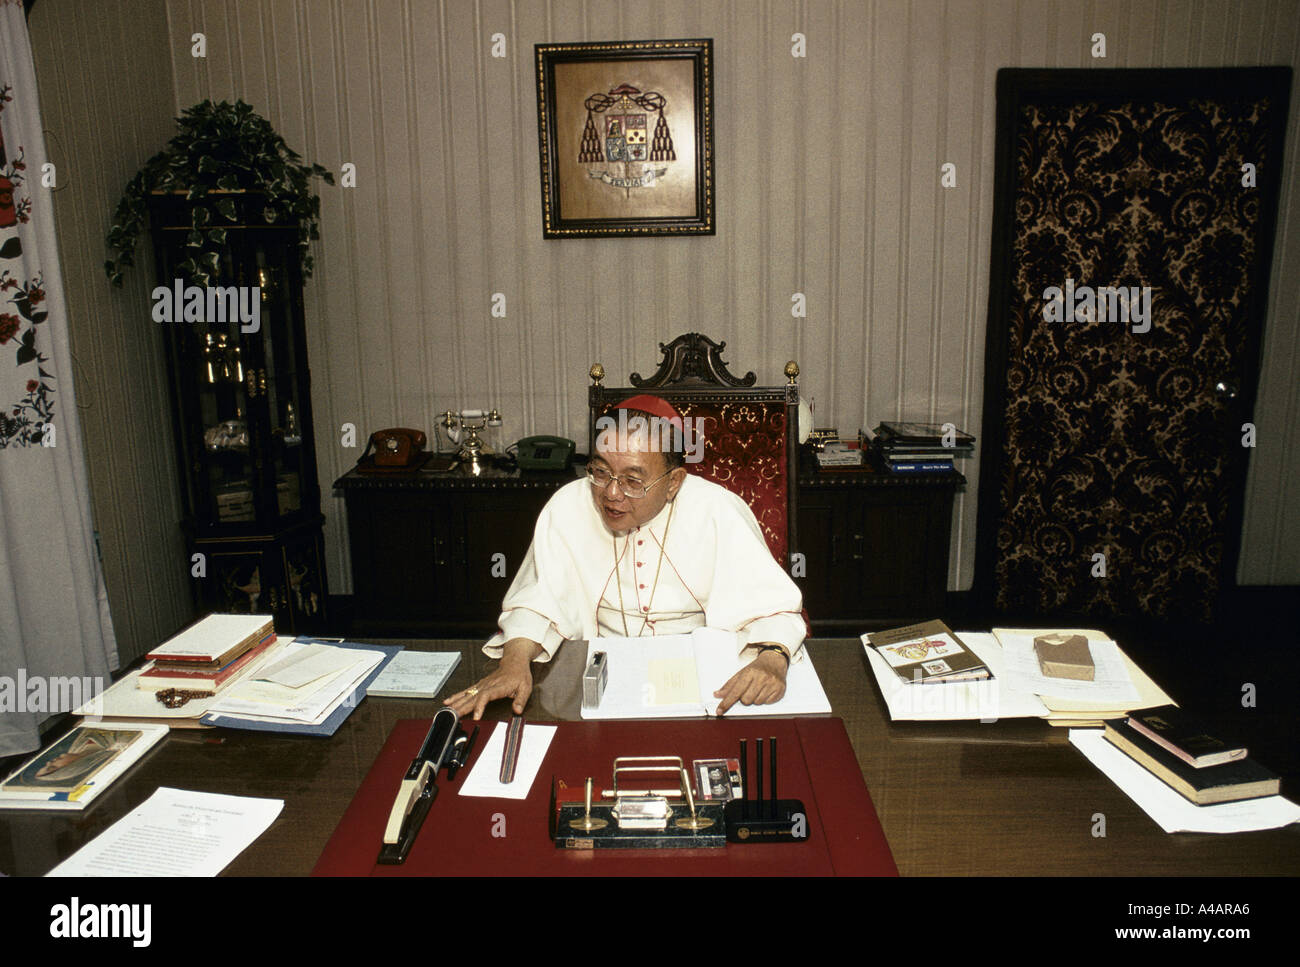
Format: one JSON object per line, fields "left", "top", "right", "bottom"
{"left": 722, "top": 737, "right": 809, "bottom": 844}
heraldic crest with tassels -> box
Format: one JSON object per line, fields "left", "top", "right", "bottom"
{"left": 579, "top": 83, "right": 675, "bottom": 197}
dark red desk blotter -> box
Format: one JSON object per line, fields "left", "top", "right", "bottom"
{"left": 312, "top": 717, "right": 897, "bottom": 877}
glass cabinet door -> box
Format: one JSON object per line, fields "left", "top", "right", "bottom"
{"left": 191, "top": 303, "right": 256, "bottom": 528}
{"left": 256, "top": 257, "right": 306, "bottom": 525}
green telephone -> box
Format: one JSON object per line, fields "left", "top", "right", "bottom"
{"left": 515, "top": 435, "right": 575, "bottom": 471}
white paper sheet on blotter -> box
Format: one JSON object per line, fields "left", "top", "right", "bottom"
{"left": 582, "top": 629, "right": 831, "bottom": 719}
{"left": 457, "top": 721, "right": 556, "bottom": 800}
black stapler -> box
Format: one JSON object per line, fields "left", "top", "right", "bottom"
{"left": 377, "top": 707, "right": 461, "bottom": 864}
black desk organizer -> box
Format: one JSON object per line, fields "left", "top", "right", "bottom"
{"left": 723, "top": 736, "right": 808, "bottom": 843}
{"left": 550, "top": 739, "right": 811, "bottom": 849}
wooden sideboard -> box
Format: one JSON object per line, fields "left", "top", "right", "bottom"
{"left": 796, "top": 458, "right": 965, "bottom": 632}
{"left": 335, "top": 464, "right": 576, "bottom": 636}
{"left": 335, "top": 459, "right": 964, "bottom": 637}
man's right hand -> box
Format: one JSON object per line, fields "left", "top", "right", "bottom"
{"left": 444, "top": 638, "right": 541, "bottom": 720}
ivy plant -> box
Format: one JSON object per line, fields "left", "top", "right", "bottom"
{"left": 105, "top": 99, "right": 334, "bottom": 287}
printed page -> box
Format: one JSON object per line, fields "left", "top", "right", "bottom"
{"left": 46, "top": 787, "right": 283, "bottom": 876}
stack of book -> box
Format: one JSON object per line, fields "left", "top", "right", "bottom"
{"left": 136, "top": 614, "right": 276, "bottom": 695}
{"left": 1102, "top": 706, "right": 1280, "bottom": 805}
{"left": 869, "top": 421, "right": 974, "bottom": 473}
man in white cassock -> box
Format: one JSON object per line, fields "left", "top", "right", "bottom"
{"left": 445, "top": 395, "right": 805, "bottom": 720}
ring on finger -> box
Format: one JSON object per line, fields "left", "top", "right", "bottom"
{"left": 466, "top": 686, "right": 479, "bottom": 697}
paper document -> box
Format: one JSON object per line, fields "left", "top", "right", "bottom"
{"left": 366, "top": 650, "right": 461, "bottom": 698}
{"left": 647, "top": 657, "right": 700, "bottom": 706}
{"left": 255, "top": 643, "right": 361, "bottom": 688}
{"left": 457, "top": 721, "right": 556, "bottom": 800}
{"left": 993, "top": 628, "right": 1173, "bottom": 718}
{"left": 583, "top": 628, "right": 832, "bottom": 719}
{"left": 46, "top": 787, "right": 283, "bottom": 876}
{"left": 862, "top": 632, "right": 1049, "bottom": 721}
{"left": 1069, "top": 729, "right": 1300, "bottom": 834}
{"left": 997, "top": 631, "right": 1139, "bottom": 702}
{"left": 206, "top": 641, "right": 384, "bottom": 724}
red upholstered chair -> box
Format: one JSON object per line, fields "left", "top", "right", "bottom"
{"left": 588, "top": 333, "right": 801, "bottom": 568}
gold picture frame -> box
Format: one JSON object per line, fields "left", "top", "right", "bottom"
{"left": 535, "top": 39, "right": 715, "bottom": 238}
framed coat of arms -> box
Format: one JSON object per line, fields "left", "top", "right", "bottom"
{"left": 535, "top": 39, "right": 715, "bottom": 238}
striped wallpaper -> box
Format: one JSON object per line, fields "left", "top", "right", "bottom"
{"left": 29, "top": 0, "right": 1300, "bottom": 660}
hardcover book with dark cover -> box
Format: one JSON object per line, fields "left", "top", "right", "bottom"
{"left": 1127, "top": 705, "right": 1247, "bottom": 768}
{"left": 1102, "top": 718, "right": 1279, "bottom": 805}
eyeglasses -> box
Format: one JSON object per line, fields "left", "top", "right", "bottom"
{"left": 586, "top": 465, "right": 674, "bottom": 499}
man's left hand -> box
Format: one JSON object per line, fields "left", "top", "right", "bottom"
{"left": 713, "top": 647, "right": 788, "bottom": 715}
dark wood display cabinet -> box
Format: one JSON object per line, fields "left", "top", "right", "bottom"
{"left": 150, "top": 191, "right": 328, "bottom": 635}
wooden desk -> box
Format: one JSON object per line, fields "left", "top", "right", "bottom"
{"left": 1, "top": 639, "right": 1296, "bottom": 876}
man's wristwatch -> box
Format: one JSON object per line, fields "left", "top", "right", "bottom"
{"left": 756, "top": 644, "right": 791, "bottom": 665}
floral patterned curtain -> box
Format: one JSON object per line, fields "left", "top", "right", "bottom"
{"left": 0, "top": 0, "right": 117, "bottom": 757}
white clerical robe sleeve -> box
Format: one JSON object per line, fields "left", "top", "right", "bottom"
{"left": 702, "top": 488, "right": 807, "bottom": 658}
{"left": 484, "top": 497, "right": 584, "bottom": 662}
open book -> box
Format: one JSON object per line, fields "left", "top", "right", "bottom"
{"left": 581, "top": 628, "right": 831, "bottom": 719}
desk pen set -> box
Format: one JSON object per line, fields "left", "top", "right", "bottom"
{"left": 550, "top": 737, "right": 808, "bottom": 849}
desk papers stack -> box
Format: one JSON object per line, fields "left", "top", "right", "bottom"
{"left": 78, "top": 634, "right": 395, "bottom": 734}
{"left": 200, "top": 639, "right": 391, "bottom": 733}
{"left": 76, "top": 615, "right": 287, "bottom": 728}
{"left": 861, "top": 627, "right": 1172, "bottom": 725}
